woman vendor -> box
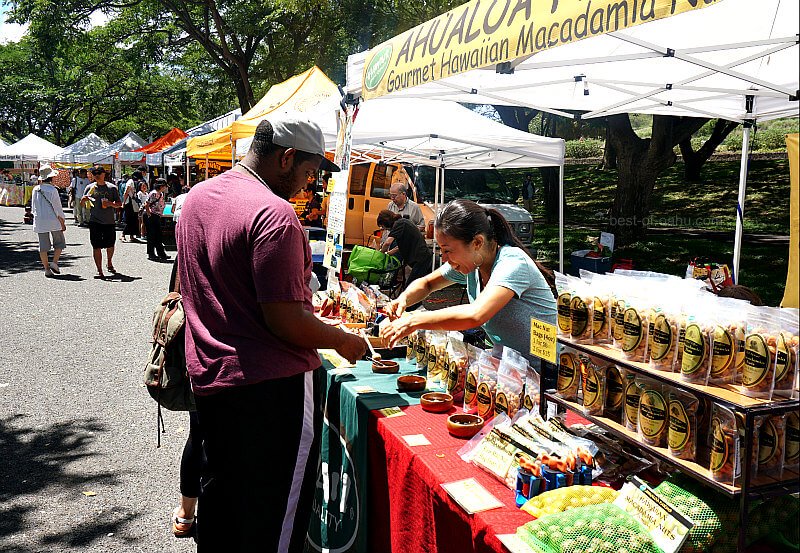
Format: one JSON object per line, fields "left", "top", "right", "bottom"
{"left": 377, "top": 209, "right": 432, "bottom": 289}
{"left": 380, "top": 199, "right": 557, "bottom": 385}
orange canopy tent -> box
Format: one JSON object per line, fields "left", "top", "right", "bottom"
{"left": 118, "top": 128, "right": 189, "bottom": 162}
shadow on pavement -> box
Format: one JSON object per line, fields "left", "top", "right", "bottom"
{"left": 103, "top": 272, "right": 142, "bottom": 283}
{"left": 0, "top": 415, "right": 136, "bottom": 551}
{"left": 51, "top": 274, "right": 86, "bottom": 282}
{"left": 0, "top": 220, "right": 84, "bottom": 278}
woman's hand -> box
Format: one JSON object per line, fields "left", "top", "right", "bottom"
{"left": 385, "top": 296, "right": 407, "bottom": 320}
{"left": 380, "top": 313, "right": 417, "bottom": 348}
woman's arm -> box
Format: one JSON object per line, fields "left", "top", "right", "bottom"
{"left": 380, "top": 236, "right": 395, "bottom": 253}
{"left": 385, "top": 270, "right": 454, "bottom": 319}
{"left": 381, "top": 284, "right": 515, "bottom": 347}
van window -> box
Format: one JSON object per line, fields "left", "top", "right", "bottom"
{"left": 370, "top": 164, "right": 394, "bottom": 199}
{"left": 349, "top": 164, "right": 369, "bottom": 195}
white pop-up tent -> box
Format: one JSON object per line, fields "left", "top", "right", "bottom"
{"left": 78, "top": 131, "right": 146, "bottom": 164}
{"left": 53, "top": 133, "right": 110, "bottom": 164}
{"left": 346, "top": 0, "right": 799, "bottom": 277}
{"left": 0, "top": 133, "right": 64, "bottom": 161}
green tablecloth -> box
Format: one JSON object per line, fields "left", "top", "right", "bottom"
{"left": 308, "top": 358, "right": 425, "bottom": 553}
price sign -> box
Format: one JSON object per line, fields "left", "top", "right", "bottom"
{"left": 529, "top": 317, "right": 557, "bottom": 364}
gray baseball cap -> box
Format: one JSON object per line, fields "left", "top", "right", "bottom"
{"left": 270, "top": 115, "right": 340, "bottom": 173}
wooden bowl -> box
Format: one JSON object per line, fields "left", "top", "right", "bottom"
{"left": 372, "top": 359, "right": 399, "bottom": 374}
{"left": 447, "top": 413, "right": 485, "bottom": 438}
{"left": 420, "top": 392, "right": 453, "bottom": 413}
{"left": 397, "top": 375, "right": 426, "bottom": 393}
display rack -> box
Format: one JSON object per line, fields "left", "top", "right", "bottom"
{"left": 541, "top": 337, "right": 800, "bottom": 553}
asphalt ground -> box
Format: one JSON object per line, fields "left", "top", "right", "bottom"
{"left": 0, "top": 206, "right": 195, "bottom": 553}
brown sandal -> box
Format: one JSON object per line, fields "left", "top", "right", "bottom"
{"left": 172, "top": 508, "right": 195, "bottom": 537}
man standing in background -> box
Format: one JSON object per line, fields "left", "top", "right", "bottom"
{"left": 72, "top": 168, "right": 91, "bottom": 226}
{"left": 81, "top": 165, "right": 121, "bottom": 278}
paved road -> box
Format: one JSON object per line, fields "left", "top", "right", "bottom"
{"left": 0, "top": 206, "right": 196, "bottom": 553}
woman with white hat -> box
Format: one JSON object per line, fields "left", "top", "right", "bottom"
{"left": 31, "top": 164, "right": 66, "bottom": 277}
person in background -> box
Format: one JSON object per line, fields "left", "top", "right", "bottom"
{"left": 176, "top": 116, "right": 366, "bottom": 552}
{"left": 28, "top": 168, "right": 39, "bottom": 187}
{"left": 521, "top": 174, "right": 535, "bottom": 212}
{"left": 67, "top": 169, "right": 78, "bottom": 209}
{"left": 121, "top": 174, "right": 141, "bottom": 242}
{"left": 171, "top": 178, "right": 193, "bottom": 225}
{"left": 377, "top": 209, "right": 432, "bottom": 289}
{"left": 137, "top": 181, "right": 149, "bottom": 238}
{"left": 144, "top": 178, "right": 169, "bottom": 261}
{"left": 167, "top": 173, "right": 181, "bottom": 199}
{"left": 31, "top": 164, "right": 66, "bottom": 278}
{"left": 81, "top": 165, "right": 122, "bottom": 278}
{"left": 299, "top": 181, "right": 323, "bottom": 226}
{"left": 380, "top": 199, "right": 558, "bottom": 388}
{"left": 72, "top": 168, "right": 91, "bottom": 226}
{"left": 388, "top": 182, "right": 425, "bottom": 232}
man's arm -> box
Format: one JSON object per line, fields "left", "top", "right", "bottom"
{"left": 260, "top": 302, "right": 367, "bottom": 363}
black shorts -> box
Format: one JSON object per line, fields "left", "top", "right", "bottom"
{"left": 89, "top": 222, "right": 116, "bottom": 249}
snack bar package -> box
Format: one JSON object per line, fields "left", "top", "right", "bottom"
{"left": 426, "top": 331, "right": 447, "bottom": 389}
{"left": 522, "top": 366, "right": 541, "bottom": 414}
{"left": 621, "top": 298, "right": 650, "bottom": 363}
{"left": 708, "top": 303, "right": 744, "bottom": 386}
{"left": 668, "top": 388, "right": 699, "bottom": 461}
{"left": 445, "top": 332, "right": 468, "bottom": 404}
{"left": 757, "top": 413, "right": 786, "bottom": 479}
{"left": 463, "top": 346, "right": 482, "bottom": 414}
{"left": 569, "top": 284, "right": 594, "bottom": 344}
{"left": 648, "top": 307, "right": 680, "bottom": 372}
{"left": 554, "top": 271, "right": 575, "bottom": 338}
{"left": 623, "top": 369, "right": 642, "bottom": 432}
{"left": 556, "top": 347, "right": 581, "bottom": 401}
{"left": 406, "top": 331, "right": 418, "bottom": 364}
{"left": 710, "top": 403, "right": 740, "bottom": 485}
{"left": 580, "top": 270, "right": 612, "bottom": 345}
{"left": 742, "top": 311, "right": 779, "bottom": 399}
{"left": 604, "top": 364, "right": 624, "bottom": 422}
{"left": 476, "top": 350, "right": 500, "bottom": 421}
{"left": 773, "top": 309, "right": 799, "bottom": 398}
{"left": 495, "top": 347, "right": 527, "bottom": 419}
{"left": 784, "top": 410, "right": 799, "bottom": 472}
{"left": 579, "top": 355, "right": 606, "bottom": 417}
{"left": 637, "top": 377, "right": 668, "bottom": 447}
{"left": 681, "top": 312, "right": 713, "bottom": 385}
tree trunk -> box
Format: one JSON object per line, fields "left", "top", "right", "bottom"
{"left": 541, "top": 166, "right": 561, "bottom": 223}
{"left": 679, "top": 119, "right": 739, "bottom": 182}
{"left": 603, "top": 123, "right": 617, "bottom": 169}
{"left": 606, "top": 114, "right": 708, "bottom": 245}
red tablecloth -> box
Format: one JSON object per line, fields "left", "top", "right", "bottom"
{"left": 367, "top": 404, "right": 533, "bottom": 553}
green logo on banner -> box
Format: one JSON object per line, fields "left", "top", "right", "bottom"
{"left": 307, "top": 417, "right": 359, "bottom": 552}
{"left": 364, "top": 44, "right": 393, "bottom": 91}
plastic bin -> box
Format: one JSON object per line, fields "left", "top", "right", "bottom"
{"left": 570, "top": 249, "right": 612, "bottom": 276}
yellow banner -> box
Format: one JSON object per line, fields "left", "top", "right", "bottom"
{"left": 530, "top": 317, "right": 557, "bottom": 364}
{"left": 362, "top": 0, "right": 724, "bottom": 100}
{"left": 782, "top": 133, "right": 799, "bottom": 308}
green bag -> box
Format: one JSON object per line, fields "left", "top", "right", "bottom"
{"left": 347, "top": 245, "right": 400, "bottom": 285}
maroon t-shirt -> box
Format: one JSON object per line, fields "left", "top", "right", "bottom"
{"left": 176, "top": 169, "right": 319, "bottom": 396}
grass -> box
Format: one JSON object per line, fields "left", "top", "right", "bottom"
{"left": 503, "top": 159, "right": 791, "bottom": 234}
{"left": 498, "top": 158, "right": 793, "bottom": 307}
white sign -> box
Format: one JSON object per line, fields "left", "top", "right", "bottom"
{"left": 600, "top": 231, "right": 615, "bottom": 252}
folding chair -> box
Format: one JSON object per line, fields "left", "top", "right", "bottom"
{"left": 366, "top": 256, "right": 405, "bottom": 299}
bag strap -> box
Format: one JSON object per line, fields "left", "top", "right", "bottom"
{"left": 38, "top": 187, "right": 61, "bottom": 220}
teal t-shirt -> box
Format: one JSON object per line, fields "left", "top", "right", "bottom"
{"left": 440, "top": 245, "right": 556, "bottom": 368}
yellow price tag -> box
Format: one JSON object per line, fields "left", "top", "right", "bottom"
{"left": 530, "top": 318, "right": 557, "bottom": 364}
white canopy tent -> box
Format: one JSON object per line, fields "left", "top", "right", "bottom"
{"left": 346, "top": 0, "right": 800, "bottom": 277}
{"left": 53, "top": 133, "right": 109, "bottom": 164}
{"left": 0, "top": 138, "right": 8, "bottom": 149}
{"left": 0, "top": 133, "right": 64, "bottom": 161}
{"left": 237, "top": 97, "right": 564, "bottom": 169}
{"left": 78, "top": 131, "right": 146, "bottom": 164}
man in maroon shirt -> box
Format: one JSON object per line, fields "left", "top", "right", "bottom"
{"left": 177, "top": 116, "right": 366, "bottom": 552}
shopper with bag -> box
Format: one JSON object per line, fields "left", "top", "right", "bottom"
{"left": 144, "top": 179, "right": 169, "bottom": 261}
{"left": 31, "top": 164, "right": 66, "bottom": 278}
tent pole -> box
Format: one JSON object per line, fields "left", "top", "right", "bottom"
{"left": 733, "top": 124, "right": 751, "bottom": 284}
{"left": 559, "top": 162, "right": 565, "bottom": 273}
{"left": 205, "top": 154, "right": 209, "bottom": 181}
{"left": 432, "top": 162, "right": 440, "bottom": 272}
